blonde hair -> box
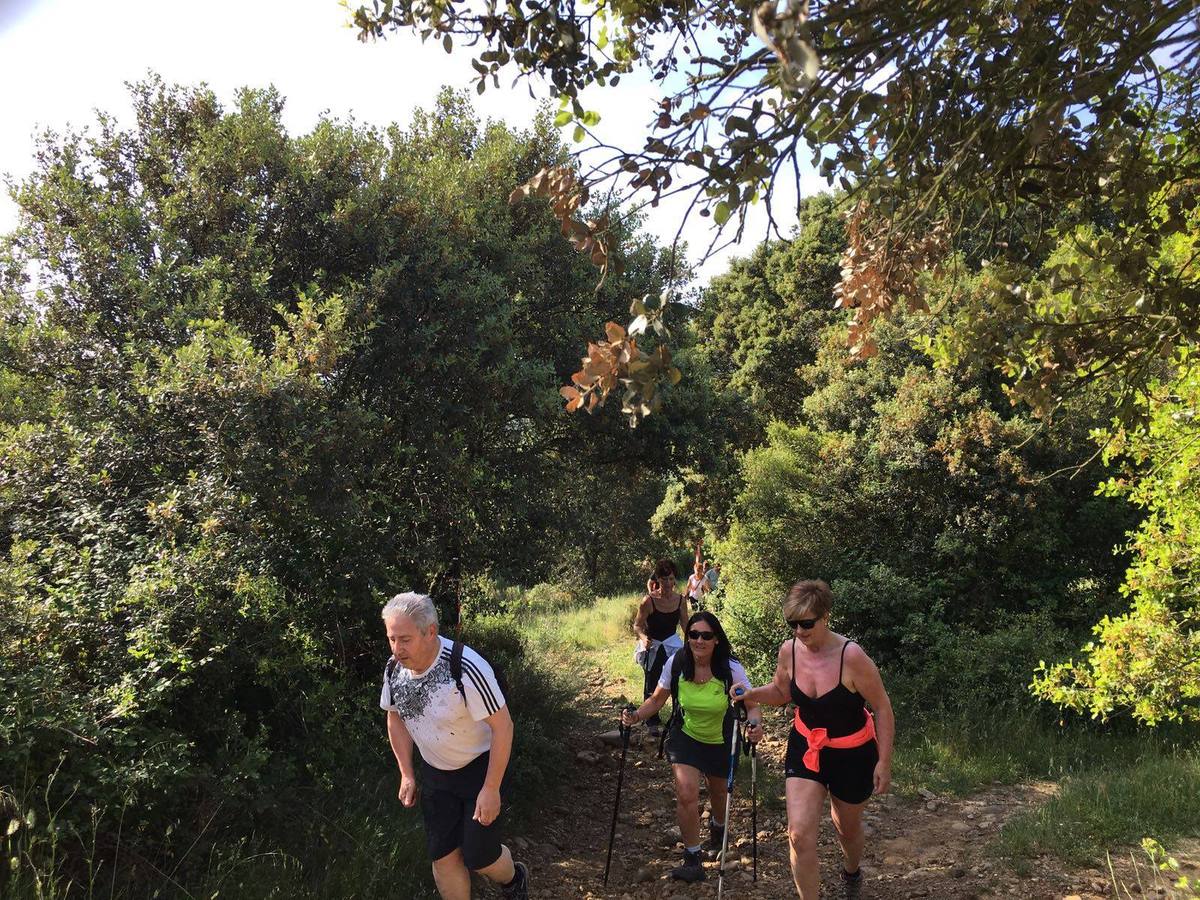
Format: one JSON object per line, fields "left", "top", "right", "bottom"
{"left": 783, "top": 580, "right": 833, "bottom": 621}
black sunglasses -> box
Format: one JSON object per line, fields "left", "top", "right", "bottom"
{"left": 787, "top": 617, "right": 820, "bottom": 631}
{"left": 687, "top": 629, "right": 716, "bottom": 641}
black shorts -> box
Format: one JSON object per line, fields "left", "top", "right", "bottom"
{"left": 643, "top": 645, "right": 667, "bottom": 700}
{"left": 419, "top": 752, "right": 507, "bottom": 869}
{"left": 784, "top": 727, "right": 878, "bottom": 804}
{"left": 665, "top": 723, "right": 730, "bottom": 779}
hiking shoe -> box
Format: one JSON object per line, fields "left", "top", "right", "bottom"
{"left": 702, "top": 822, "right": 725, "bottom": 859}
{"left": 501, "top": 861, "right": 529, "bottom": 900}
{"left": 670, "top": 850, "right": 705, "bottom": 883}
{"left": 840, "top": 867, "right": 862, "bottom": 900}
{"left": 646, "top": 720, "right": 661, "bottom": 738}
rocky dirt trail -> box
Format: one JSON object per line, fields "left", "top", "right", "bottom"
{"left": 509, "top": 665, "right": 1189, "bottom": 900}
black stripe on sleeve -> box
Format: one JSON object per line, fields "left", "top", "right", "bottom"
{"left": 463, "top": 667, "right": 499, "bottom": 715}
{"left": 461, "top": 658, "right": 501, "bottom": 714}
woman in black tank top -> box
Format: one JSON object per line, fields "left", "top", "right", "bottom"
{"left": 788, "top": 637, "right": 870, "bottom": 736}
{"left": 633, "top": 559, "right": 690, "bottom": 735}
{"left": 729, "top": 580, "right": 895, "bottom": 900}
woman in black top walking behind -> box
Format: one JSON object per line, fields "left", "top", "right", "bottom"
{"left": 633, "top": 559, "right": 690, "bottom": 737}
{"left": 731, "top": 580, "right": 895, "bottom": 900}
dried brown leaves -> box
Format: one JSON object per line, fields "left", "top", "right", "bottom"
{"left": 509, "top": 165, "right": 623, "bottom": 280}
{"left": 559, "top": 301, "right": 680, "bottom": 427}
{"left": 834, "top": 202, "right": 949, "bottom": 358}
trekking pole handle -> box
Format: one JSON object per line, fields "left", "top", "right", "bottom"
{"left": 620, "top": 704, "right": 637, "bottom": 739}
{"left": 732, "top": 686, "right": 748, "bottom": 722}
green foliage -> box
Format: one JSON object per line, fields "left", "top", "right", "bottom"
{"left": 891, "top": 615, "right": 1078, "bottom": 715}
{"left": 459, "top": 574, "right": 528, "bottom": 619}
{"left": 460, "top": 576, "right": 595, "bottom": 620}
{"left": 712, "top": 303, "right": 1132, "bottom": 696}
{"left": 930, "top": 84, "right": 1200, "bottom": 418}
{"left": 1033, "top": 363, "right": 1200, "bottom": 724}
{"left": 0, "top": 76, "right": 685, "bottom": 892}
{"left": 1133, "top": 838, "right": 1200, "bottom": 897}
{"left": 695, "top": 194, "right": 847, "bottom": 434}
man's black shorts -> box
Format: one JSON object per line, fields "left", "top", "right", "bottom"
{"left": 419, "top": 751, "right": 507, "bottom": 869}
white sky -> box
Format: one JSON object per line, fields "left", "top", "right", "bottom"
{"left": 0, "top": 0, "right": 826, "bottom": 287}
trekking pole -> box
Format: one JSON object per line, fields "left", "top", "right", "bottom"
{"left": 718, "top": 692, "right": 748, "bottom": 900}
{"left": 603, "top": 706, "right": 635, "bottom": 886}
{"left": 749, "top": 738, "right": 758, "bottom": 882}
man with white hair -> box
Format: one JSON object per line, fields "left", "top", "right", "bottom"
{"left": 380, "top": 592, "right": 529, "bottom": 900}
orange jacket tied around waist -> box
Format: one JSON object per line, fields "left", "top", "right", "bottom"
{"left": 792, "top": 708, "right": 876, "bottom": 772}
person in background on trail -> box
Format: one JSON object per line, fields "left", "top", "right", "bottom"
{"left": 621, "top": 611, "right": 763, "bottom": 883}
{"left": 705, "top": 561, "right": 720, "bottom": 595}
{"left": 633, "top": 559, "right": 690, "bottom": 738}
{"left": 730, "top": 580, "right": 894, "bottom": 900}
{"left": 686, "top": 558, "right": 712, "bottom": 609}
{"left": 380, "top": 592, "right": 530, "bottom": 900}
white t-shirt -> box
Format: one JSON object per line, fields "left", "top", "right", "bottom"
{"left": 686, "top": 574, "right": 708, "bottom": 600}
{"left": 379, "top": 636, "right": 506, "bottom": 771}
{"left": 657, "top": 652, "right": 750, "bottom": 693}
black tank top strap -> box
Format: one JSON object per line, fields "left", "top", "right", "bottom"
{"left": 791, "top": 636, "right": 796, "bottom": 670}
{"left": 838, "top": 639, "right": 856, "bottom": 683}
{"left": 789, "top": 638, "right": 800, "bottom": 705}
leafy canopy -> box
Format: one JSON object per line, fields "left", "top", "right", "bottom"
{"left": 352, "top": 0, "right": 1198, "bottom": 393}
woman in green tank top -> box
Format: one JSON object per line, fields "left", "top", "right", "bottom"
{"left": 622, "top": 611, "right": 762, "bottom": 883}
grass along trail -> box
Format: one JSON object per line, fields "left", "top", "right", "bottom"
{"left": 512, "top": 594, "right": 1200, "bottom": 899}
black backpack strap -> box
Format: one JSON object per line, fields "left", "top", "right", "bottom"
{"left": 449, "top": 639, "right": 467, "bottom": 703}
{"left": 721, "top": 666, "right": 739, "bottom": 738}
{"left": 659, "top": 652, "right": 684, "bottom": 759}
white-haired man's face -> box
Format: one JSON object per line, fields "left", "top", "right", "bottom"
{"left": 384, "top": 613, "right": 440, "bottom": 671}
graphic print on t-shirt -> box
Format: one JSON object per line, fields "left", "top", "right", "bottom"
{"left": 387, "top": 652, "right": 453, "bottom": 720}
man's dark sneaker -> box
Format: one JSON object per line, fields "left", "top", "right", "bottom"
{"left": 646, "top": 720, "right": 661, "bottom": 739}
{"left": 501, "top": 860, "right": 529, "bottom": 900}
{"left": 702, "top": 822, "right": 726, "bottom": 859}
{"left": 840, "top": 867, "right": 862, "bottom": 900}
{"left": 670, "top": 849, "right": 705, "bottom": 883}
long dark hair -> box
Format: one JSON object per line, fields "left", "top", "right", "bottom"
{"left": 678, "top": 610, "right": 737, "bottom": 683}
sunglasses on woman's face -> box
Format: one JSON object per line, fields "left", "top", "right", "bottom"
{"left": 787, "top": 617, "right": 820, "bottom": 631}
{"left": 687, "top": 629, "right": 716, "bottom": 641}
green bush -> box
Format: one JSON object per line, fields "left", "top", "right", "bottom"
{"left": 714, "top": 311, "right": 1133, "bottom": 709}
{"left": 459, "top": 574, "right": 527, "bottom": 619}
{"left": 511, "top": 580, "right": 596, "bottom": 618}
{"left": 888, "top": 614, "right": 1077, "bottom": 715}
{"left": 0, "top": 77, "right": 680, "bottom": 895}
{"left": 456, "top": 616, "right": 575, "bottom": 822}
